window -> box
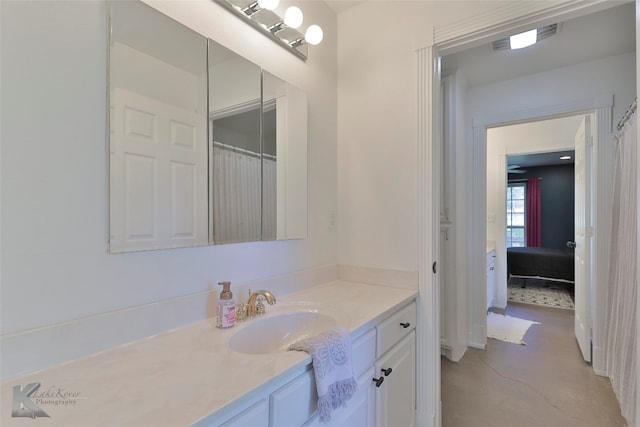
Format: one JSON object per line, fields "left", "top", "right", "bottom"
{"left": 507, "top": 183, "right": 526, "bottom": 247}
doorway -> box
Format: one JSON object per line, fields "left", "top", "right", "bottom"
{"left": 487, "top": 115, "right": 590, "bottom": 359}
{"left": 417, "top": 2, "right": 635, "bottom": 424}
{"left": 435, "top": 2, "right": 632, "bottom": 371}
{"left": 487, "top": 115, "right": 583, "bottom": 309}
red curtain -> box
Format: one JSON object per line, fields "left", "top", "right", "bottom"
{"left": 526, "top": 177, "right": 542, "bottom": 247}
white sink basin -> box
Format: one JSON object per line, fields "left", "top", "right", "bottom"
{"left": 229, "top": 311, "right": 338, "bottom": 354}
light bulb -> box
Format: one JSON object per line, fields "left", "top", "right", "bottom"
{"left": 258, "top": 0, "right": 279, "bottom": 11}
{"left": 305, "top": 24, "right": 323, "bottom": 46}
{"left": 284, "top": 6, "right": 303, "bottom": 29}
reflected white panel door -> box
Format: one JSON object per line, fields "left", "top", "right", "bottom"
{"left": 110, "top": 88, "right": 207, "bottom": 252}
{"left": 574, "top": 115, "right": 592, "bottom": 362}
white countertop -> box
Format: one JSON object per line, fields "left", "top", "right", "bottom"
{"left": 1, "top": 281, "right": 417, "bottom": 426}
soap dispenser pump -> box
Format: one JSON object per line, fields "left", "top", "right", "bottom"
{"left": 216, "top": 281, "right": 235, "bottom": 329}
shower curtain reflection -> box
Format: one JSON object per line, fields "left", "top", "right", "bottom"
{"left": 212, "top": 143, "right": 262, "bottom": 244}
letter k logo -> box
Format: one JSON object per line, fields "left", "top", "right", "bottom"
{"left": 12, "top": 382, "right": 50, "bottom": 418}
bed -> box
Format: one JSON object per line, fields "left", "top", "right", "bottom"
{"left": 506, "top": 246, "right": 575, "bottom": 283}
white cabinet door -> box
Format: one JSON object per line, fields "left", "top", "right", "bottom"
{"left": 218, "top": 399, "right": 268, "bottom": 427}
{"left": 374, "top": 331, "right": 416, "bottom": 427}
{"left": 303, "top": 367, "right": 376, "bottom": 427}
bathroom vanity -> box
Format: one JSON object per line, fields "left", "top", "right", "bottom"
{"left": 0, "top": 281, "right": 417, "bottom": 426}
{"left": 209, "top": 298, "right": 416, "bottom": 427}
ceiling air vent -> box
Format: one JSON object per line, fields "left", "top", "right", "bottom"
{"left": 491, "top": 23, "right": 559, "bottom": 51}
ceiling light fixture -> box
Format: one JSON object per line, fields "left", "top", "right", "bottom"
{"left": 491, "top": 24, "right": 559, "bottom": 51}
{"left": 510, "top": 29, "right": 537, "bottom": 49}
{"left": 560, "top": 155, "right": 572, "bottom": 160}
{"left": 216, "top": 0, "right": 323, "bottom": 60}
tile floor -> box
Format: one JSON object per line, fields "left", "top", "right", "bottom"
{"left": 441, "top": 302, "right": 627, "bottom": 427}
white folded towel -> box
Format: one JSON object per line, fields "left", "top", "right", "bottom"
{"left": 288, "top": 327, "right": 358, "bottom": 423}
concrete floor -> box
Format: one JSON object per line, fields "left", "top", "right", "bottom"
{"left": 441, "top": 302, "right": 627, "bottom": 427}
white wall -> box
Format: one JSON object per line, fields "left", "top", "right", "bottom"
{"left": 440, "top": 70, "right": 470, "bottom": 362}
{"left": 337, "top": 1, "right": 506, "bottom": 273}
{"left": 0, "top": 0, "right": 337, "bottom": 379}
{"left": 468, "top": 52, "right": 636, "bottom": 125}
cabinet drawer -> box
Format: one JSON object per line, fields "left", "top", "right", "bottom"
{"left": 270, "top": 369, "right": 317, "bottom": 427}
{"left": 376, "top": 301, "right": 416, "bottom": 357}
{"left": 352, "top": 328, "right": 376, "bottom": 377}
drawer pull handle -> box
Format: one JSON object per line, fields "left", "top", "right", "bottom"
{"left": 381, "top": 368, "right": 393, "bottom": 376}
{"left": 400, "top": 322, "right": 411, "bottom": 328}
{"left": 372, "top": 377, "right": 385, "bottom": 387}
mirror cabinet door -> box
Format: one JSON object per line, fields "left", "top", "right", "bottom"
{"left": 260, "top": 72, "right": 282, "bottom": 241}
{"left": 262, "top": 72, "right": 308, "bottom": 241}
{"left": 109, "top": 2, "right": 208, "bottom": 252}
{"left": 208, "top": 40, "right": 262, "bottom": 245}
{"left": 109, "top": 1, "right": 307, "bottom": 251}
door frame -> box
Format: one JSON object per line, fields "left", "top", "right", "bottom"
{"left": 416, "top": 1, "right": 619, "bottom": 425}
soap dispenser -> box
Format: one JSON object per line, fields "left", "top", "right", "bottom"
{"left": 216, "top": 281, "right": 236, "bottom": 329}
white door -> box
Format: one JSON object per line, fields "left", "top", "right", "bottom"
{"left": 573, "top": 115, "right": 592, "bottom": 362}
{"left": 110, "top": 88, "right": 208, "bottom": 252}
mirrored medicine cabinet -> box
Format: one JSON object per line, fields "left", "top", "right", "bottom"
{"left": 108, "top": 1, "right": 307, "bottom": 253}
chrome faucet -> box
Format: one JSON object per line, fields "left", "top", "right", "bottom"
{"left": 246, "top": 290, "right": 276, "bottom": 318}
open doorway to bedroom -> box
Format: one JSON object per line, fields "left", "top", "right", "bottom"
{"left": 486, "top": 115, "right": 585, "bottom": 315}
{"left": 505, "top": 150, "right": 576, "bottom": 310}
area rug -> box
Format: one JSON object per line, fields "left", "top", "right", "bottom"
{"left": 487, "top": 312, "right": 540, "bottom": 345}
{"left": 508, "top": 277, "right": 575, "bottom": 310}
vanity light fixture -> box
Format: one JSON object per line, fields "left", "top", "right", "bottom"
{"left": 257, "top": 0, "right": 279, "bottom": 10}
{"left": 216, "top": 0, "right": 323, "bottom": 60}
{"left": 284, "top": 6, "right": 303, "bottom": 28}
{"left": 305, "top": 24, "right": 323, "bottom": 45}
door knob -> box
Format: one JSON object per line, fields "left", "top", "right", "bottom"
{"left": 567, "top": 241, "right": 576, "bottom": 249}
